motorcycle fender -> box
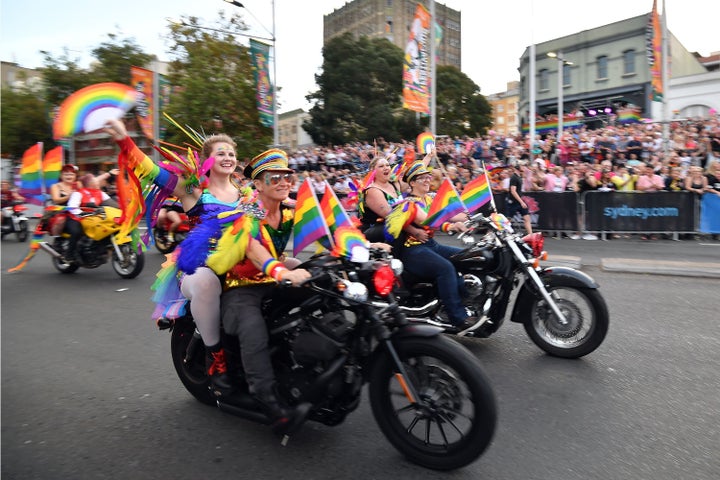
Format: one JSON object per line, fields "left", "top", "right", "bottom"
{"left": 365, "top": 324, "right": 444, "bottom": 382}
{"left": 391, "top": 324, "right": 445, "bottom": 340}
{"left": 510, "top": 267, "right": 598, "bottom": 323}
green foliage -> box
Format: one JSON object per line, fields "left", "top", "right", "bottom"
{"left": 304, "top": 34, "right": 406, "bottom": 145}
{"left": 0, "top": 86, "right": 53, "bottom": 157}
{"left": 90, "top": 34, "right": 154, "bottom": 85}
{"left": 304, "top": 34, "right": 492, "bottom": 144}
{"left": 163, "top": 13, "right": 271, "bottom": 158}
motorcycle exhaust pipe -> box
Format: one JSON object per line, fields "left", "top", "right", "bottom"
{"left": 38, "top": 242, "right": 62, "bottom": 258}
{"left": 217, "top": 397, "right": 271, "bottom": 425}
{"left": 397, "top": 299, "right": 440, "bottom": 316}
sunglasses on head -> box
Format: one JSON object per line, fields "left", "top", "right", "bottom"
{"left": 264, "top": 172, "right": 294, "bottom": 185}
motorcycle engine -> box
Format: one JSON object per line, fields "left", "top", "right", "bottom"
{"left": 291, "top": 310, "right": 355, "bottom": 365}
{"left": 462, "top": 274, "right": 485, "bottom": 298}
{"left": 78, "top": 238, "right": 107, "bottom": 268}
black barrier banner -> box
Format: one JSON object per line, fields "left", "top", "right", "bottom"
{"left": 584, "top": 191, "right": 696, "bottom": 232}
{"left": 495, "top": 192, "right": 579, "bottom": 231}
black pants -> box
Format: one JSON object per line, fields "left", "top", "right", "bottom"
{"left": 65, "top": 218, "right": 83, "bottom": 257}
{"left": 221, "top": 284, "right": 276, "bottom": 395}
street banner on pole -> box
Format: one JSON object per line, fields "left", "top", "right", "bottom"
{"left": 130, "top": 66, "right": 155, "bottom": 140}
{"left": 249, "top": 39, "right": 274, "bottom": 128}
{"left": 646, "top": 0, "right": 663, "bottom": 101}
{"left": 402, "top": 3, "right": 431, "bottom": 114}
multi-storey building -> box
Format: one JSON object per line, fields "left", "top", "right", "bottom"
{"left": 517, "top": 13, "right": 711, "bottom": 130}
{"left": 323, "top": 0, "right": 461, "bottom": 70}
{"left": 277, "top": 109, "right": 314, "bottom": 152}
{"left": 486, "top": 81, "right": 520, "bottom": 137}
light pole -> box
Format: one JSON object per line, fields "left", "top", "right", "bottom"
{"left": 547, "top": 51, "right": 572, "bottom": 139}
{"left": 224, "top": 0, "right": 278, "bottom": 147}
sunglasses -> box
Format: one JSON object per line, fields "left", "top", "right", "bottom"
{"left": 264, "top": 172, "right": 294, "bottom": 185}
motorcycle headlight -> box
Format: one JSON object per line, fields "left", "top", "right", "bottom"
{"left": 342, "top": 281, "right": 368, "bottom": 302}
{"left": 389, "top": 258, "right": 404, "bottom": 276}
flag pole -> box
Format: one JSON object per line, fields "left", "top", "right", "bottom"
{"left": 481, "top": 160, "right": 497, "bottom": 213}
{"left": 429, "top": 0, "right": 437, "bottom": 137}
{"left": 661, "top": 0, "right": 670, "bottom": 161}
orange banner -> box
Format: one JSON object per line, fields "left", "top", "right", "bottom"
{"left": 402, "top": 4, "right": 431, "bottom": 114}
{"left": 130, "top": 66, "right": 154, "bottom": 140}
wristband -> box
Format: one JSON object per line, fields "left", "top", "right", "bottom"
{"left": 262, "top": 258, "right": 288, "bottom": 281}
{"left": 440, "top": 222, "right": 451, "bottom": 233}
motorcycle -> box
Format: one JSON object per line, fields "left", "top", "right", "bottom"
{"left": 26, "top": 205, "right": 144, "bottom": 278}
{"left": 152, "top": 211, "right": 190, "bottom": 254}
{"left": 392, "top": 212, "right": 609, "bottom": 359}
{"left": 1, "top": 201, "right": 30, "bottom": 242}
{"left": 164, "top": 251, "right": 497, "bottom": 470}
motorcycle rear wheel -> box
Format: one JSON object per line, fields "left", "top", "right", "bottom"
{"left": 170, "top": 318, "right": 216, "bottom": 406}
{"left": 53, "top": 255, "right": 80, "bottom": 274}
{"left": 522, "top": 286, "right": 609, "bottom": 358}
{"left": 153, "top": 227, "right": 177, "bottom": 254}
{"left": 112, "top": 244, "right": 144, "bottom": 279}
{"left": 368, "top": 336, "right": 496, "bottom": 471}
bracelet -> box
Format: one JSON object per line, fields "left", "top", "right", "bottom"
{"left": 440, "top": 222, "right": 451, "bottom": 233}
{"left": 262, "top": 258, "right": 288, "bottom": 281}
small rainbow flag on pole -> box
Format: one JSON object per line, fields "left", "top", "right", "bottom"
{"left": 423, "top": 178, "right": 466, "bottom": 229}
{"left": 19, "top": 143, "right": 44, "bottom": 205}
{"left": 293, "top": 179, "right": 333, "bottom": 256}
{"left": 460, "top": 174, "right": 492, "bottom": 213}
{"left": 320, "top": 183, "right": 354, "bottom": 233}
{"left": 42, "top": 146, "right": 63, "bottom": 189}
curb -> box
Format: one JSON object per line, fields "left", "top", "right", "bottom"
{"left": 541, "top": 254, "right": 582, "bottom": 270}
{"left": 600, "top": 258, "right": 720, "bottom": 279}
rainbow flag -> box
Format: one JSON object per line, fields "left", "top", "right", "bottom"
{"left": 461, "top": 175, "right": 492, "bottom": 213}
{"left": 424, "top": 178, "right": 466, "bottom": 229}
{"left": 293, "top": 179, "right": 333, "bottom": 256}
{"left": 42, "top": 146, "right": 63, "bottom": 189}
{"left": 320, "top": 183, "right": 354, "bottom": 234}
{"left": 19, "top": 143, "right": 44, "bottom": 205}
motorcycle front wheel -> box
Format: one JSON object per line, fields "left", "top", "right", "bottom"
{"left": 368, "top": 336, "right": 497, "bottom": 471}
{"left": 522, "top": 286, "right": 609, "bottom": 358}
{"left": 112, "top": 243, "right": 144, "bottom": 279}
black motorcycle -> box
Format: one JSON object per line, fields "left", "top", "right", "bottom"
{"left": 391, "top": 212, "right": 609, "bottom": 359}
{"left": 165, "top": 251, "right": 497, "bottom": 470}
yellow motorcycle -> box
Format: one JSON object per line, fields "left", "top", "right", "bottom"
{"left": 30, "top": 205, "right": 144, "bottom": 278}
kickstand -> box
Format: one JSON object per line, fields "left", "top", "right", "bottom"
{"left": 280, "top": 434, "right": 290, "bottom": 446}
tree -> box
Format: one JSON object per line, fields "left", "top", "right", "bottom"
{"left": 90, "top": 34, "right": 154, "bottom": 85}
{"left": 163, "top": 13, "right": 270, "bottom": 158}
{"left": 304, "top": 34, "right": 405, "bottom": 145}
{"left": 0, "top": 86, "right": 53, "bottom": 158}
{"left": 38, "top": 49, "right": 89, "bottom": 108}
{"left": 435, "top": 65, "right": 492, "bottom": 138}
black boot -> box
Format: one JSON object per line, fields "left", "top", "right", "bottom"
{"left": 253, "top": 386, "right": 311, "bottom": 435}
{"left": 205, "top": 346, "right": 234, "bottom": 397}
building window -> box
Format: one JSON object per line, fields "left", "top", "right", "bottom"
{"left": 623, "top": 50, "right": 636, "bottom": 75}
{"left": 597, "top": 55, "right": 608, "bottom": 80}
{"left": 562, "top": 63, "right": 571, "bottom": 87}
{"left": 539, "top": 69, "right": 549, "bottom": 91}
{"left": 498, "top": 117, "right": 505, "bottom": 125}
{"left": 497, "top": 104, "right": 504, "bottom": 112}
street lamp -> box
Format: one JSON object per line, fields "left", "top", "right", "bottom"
{"left": 224, "top": 0, "right": 278, "bottom": 147}
{"left": 547, "top": 51, "right": 573, "bottom": 139}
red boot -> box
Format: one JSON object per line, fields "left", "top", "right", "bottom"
{"left": 205, "top": 347, "right": 233, "bottom": 397}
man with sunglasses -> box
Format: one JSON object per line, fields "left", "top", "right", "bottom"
{"left": 210, "top": 149, "right": 312, "bottom": 434}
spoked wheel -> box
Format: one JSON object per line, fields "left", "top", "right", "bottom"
{"left": 523, "top": 286, "right": 609, "bottom": 358}
{"left": 369, "top": 336, "right": 496, "bottom": 471}
{"left": 112, "top": 243, "right": 144, "bottom": 279}
{"left": 170, "top": 318, "right": 215, "bottom": 405}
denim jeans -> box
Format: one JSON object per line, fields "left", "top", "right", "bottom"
{"left": 399, "top": 238, "right": 467, "bottom": 324}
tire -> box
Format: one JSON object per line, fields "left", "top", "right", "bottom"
{"left": 16, "top": 221, "right": 28, "bottom": 242}
{"left": 170, "top": 319, "right": 215, "bottom": 405}
{"left": 52, "top": 254, "right": 80, "bottom": 274}
{"left": 153, "top": 227, "right": 177, "bottom": 254}
{"left": 522, "top": 286, "right": 609, "bottom": 358}
{"left": 368, "top": 336, "right": 497, "bottom": 471}
{"left": 112, "top": 244, "right": 144, "bottom": 279}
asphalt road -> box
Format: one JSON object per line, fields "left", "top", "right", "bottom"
{"left": 2, "top": 236, "right": 719, "bottom": 480}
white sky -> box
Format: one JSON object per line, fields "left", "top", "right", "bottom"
{"left": 1, "top": 0, "right": 718, "bottom": 113}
